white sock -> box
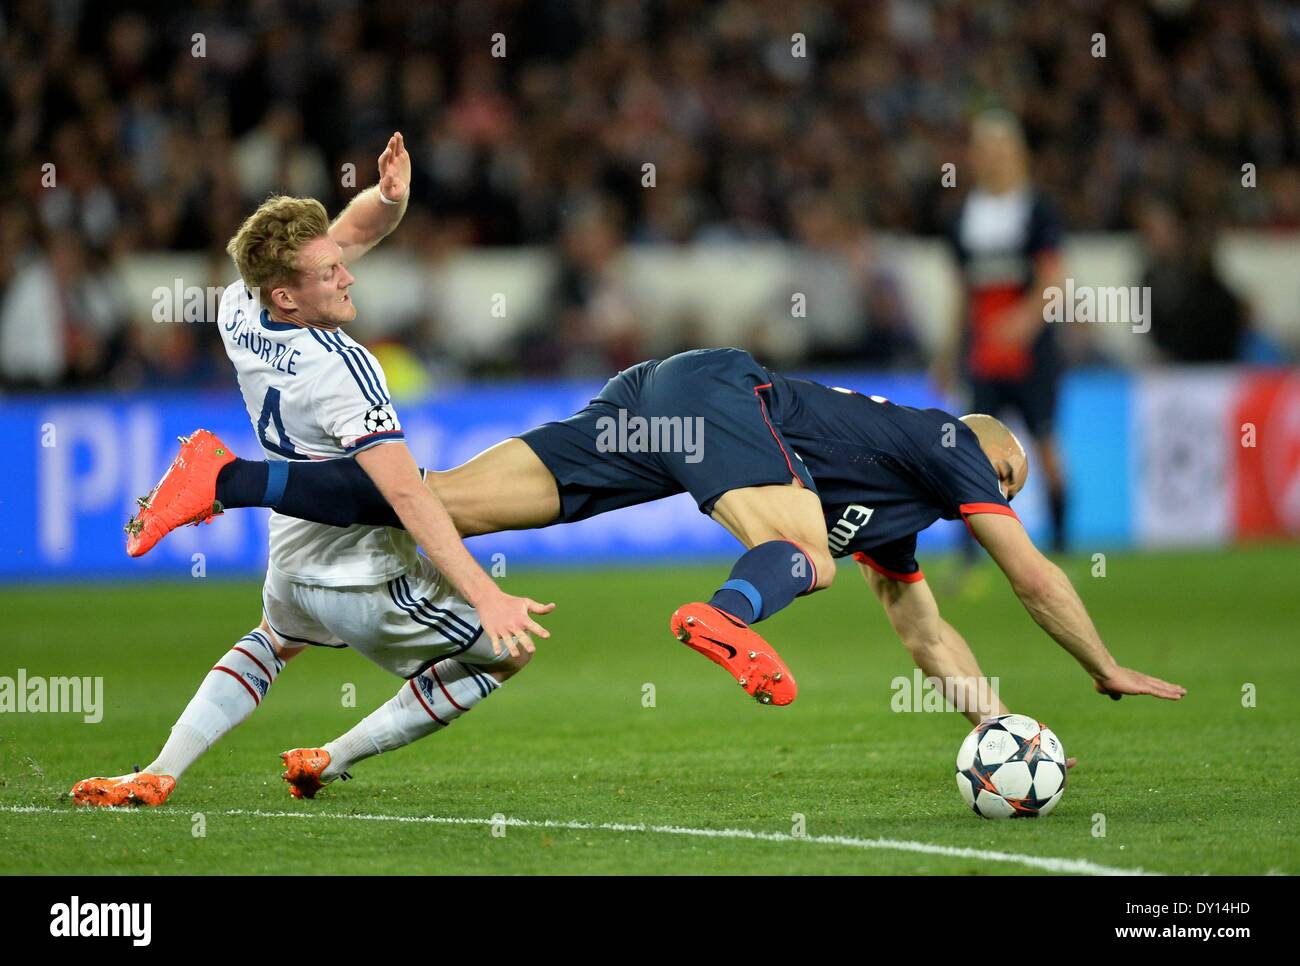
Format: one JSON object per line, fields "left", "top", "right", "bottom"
{"left": 145, "top": 629, "right": 283, "bottom": 778}
{"left": 321, "top": 659, "right": 498, "bottom": 780}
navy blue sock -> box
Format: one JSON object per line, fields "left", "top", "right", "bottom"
{"left": 216, "top": 458, "right": 403, "bottom": 529}
{"left": 282, "top": 459, "right": 403, "bottom": 528}
{"left": 1049, "top": 484, "right": 1067, "bottom": 553}
{"left": 214, "top": 459, "right": 268, "bottom": 509}
{"left": 708, "top": 540, "right": 817, "bottom": 624}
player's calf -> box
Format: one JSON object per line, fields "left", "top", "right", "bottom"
{"left": 72, "top": 625, "right": 296, "bottom": 806}
{"left": 283, "top": 656, "right": 512, "bottom": 798}
{"left": 151, "top": 626, "right": 290, "bottom": 781}
{"left": 710, "top": 484, "right": 837, "bottom": 609}
{"left": 707, "top": 539, "right": 823, "bottom": 625}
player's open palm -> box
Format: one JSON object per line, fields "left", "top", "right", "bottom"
{"left": 377, "top": 131, "right": 410, "bottom": 202}
{"left": 478, "top": 590, "right": 556, "bottom": 658}
{"left": 1094, "top": 666, "right": 1187, "bottom": 701}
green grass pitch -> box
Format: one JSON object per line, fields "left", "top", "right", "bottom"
{"left": 1, "top": 545, "right": 1297, "bottom": 875}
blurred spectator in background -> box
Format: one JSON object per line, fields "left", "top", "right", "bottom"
{"left": 938, "top": 110, "right": 1069, "bottom": 552}
{"left": 756, "top": 190, "right": 923, "bottom": 369}
{"left": 1137, "top": 196, "right": 1248, "bottom": 363}
{"left": 233, "top": 102, "right": 331, "bottom": 203}
{"left": 859, "top": 271, "right": 924, "bottom": 370}
{"left": 519, "top": 198, "right": 644, "bottom": 377}
{"left": 2, "top": 0, "right": 1299, "bottom": 390}
{"left": 0, "top": 229, "right": 128, "bottom": 387}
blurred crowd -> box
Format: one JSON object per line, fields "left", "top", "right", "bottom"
{"left": 2, "top": 0, "right": 1299, "bottom": 390}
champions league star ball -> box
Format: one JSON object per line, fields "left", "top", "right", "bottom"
{"left": 363, "top": 405, "right": 396, "bottom": 434}
{"left": 955, "top": 714, "right": 1067, "bottom": 819}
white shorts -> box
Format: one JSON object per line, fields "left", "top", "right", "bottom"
{"left": 262, "top": 555, "right": 501, "bottom": 678}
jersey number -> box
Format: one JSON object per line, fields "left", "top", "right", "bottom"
{"left": 257, "top": 388, "right": 301, "bottom": 458}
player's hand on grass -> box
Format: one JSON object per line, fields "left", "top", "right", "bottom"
{"left": 1093, "top": 666, "right": 1187, "bottom": 701}
{"left": 378, "top": 132, "right": 410, "bottom": 202}
{"left": 478, "top": 590, "right": 556, "bottom": 658}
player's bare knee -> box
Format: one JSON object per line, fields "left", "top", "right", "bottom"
{"left": 807, "top": 549, "right": 836, "bottom": 592}
{"left": 488, "top": 647, "right": 533, "bottom": 682}
{"left": 260, "top": 618, "right": 306, "bottom": 663}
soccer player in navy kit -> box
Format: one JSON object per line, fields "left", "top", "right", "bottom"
{"left": 937, "top": 111, "right": 1070, "bottom": 552}
{"left": 132, "top": 347, "right": 1185, "bottom": 718}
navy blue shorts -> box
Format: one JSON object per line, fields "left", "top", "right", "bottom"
{"left": 969, "top": 362, "right": 1061, "bottom": 439}
{"left": 966, "top": 332, "right": 1062, "bottom": 439}
{"left": 517, "top": 348, "right": 816, "bottom": 523}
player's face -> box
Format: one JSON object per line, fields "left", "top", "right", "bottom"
{"left": 992, "top": 455, "right": 1027, "bottom": 502}
{"left": 284, "top": 237, "right": 356, "bottom": 327}
{"left": 971, "top": 127, "right": 1024, "bottom": 188}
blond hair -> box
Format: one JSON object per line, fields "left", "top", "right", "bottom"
{"left": 225, "top": 195, "right": 330, "bottom": 291}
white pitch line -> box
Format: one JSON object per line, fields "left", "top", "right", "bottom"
{"left": 0, "top": 804, "right": 1158, "bottom": 875}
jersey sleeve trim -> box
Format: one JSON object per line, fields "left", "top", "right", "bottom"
{"left": 958, "top": 502, "right": 1020, "bottom": 537}
{"left": 853, "top": 552, "right": 925, "bottom": 583}
{"left": 344, "top": 430, "right": 405, "bottom": 455}
{"left": 959, "top": 502, "right": 1019, "bottom": 521}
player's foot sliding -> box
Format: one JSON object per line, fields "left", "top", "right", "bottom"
{"left": 125, "top": 429, "right": 236, "bottom": 557}
{"left": 279, "top": 659, "right": 496, "bottom": 799}
{"left": 670, "top": 603, "right": 797, "bottom": 706}
{"left": 70, "top": 771, "right": 176, "bottom": 808}
{"left": 280, "top": 748, "right": 349, "bottom": 800}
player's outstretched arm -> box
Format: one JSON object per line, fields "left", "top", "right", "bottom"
{"left": 354, "top": 441, "right": 555, "bottom": 656}
{"left": 860, "top": 564, "right": 1008, "bottom": 725}
{"left": 328, "top": 132, "right": 410, "bottom": 263}
{"left": 966, "top": 512, "right": 1186, "bottom": 701}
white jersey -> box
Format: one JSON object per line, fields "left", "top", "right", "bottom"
{"left": 217, "top": 279, "right": 416, "bottom": 586}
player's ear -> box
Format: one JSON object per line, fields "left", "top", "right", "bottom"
{"left": 269, "top": 285, "right": 295, "bottom": 312}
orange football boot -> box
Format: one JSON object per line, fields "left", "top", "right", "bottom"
{"left": 670, "top": 602, "right": 798, "bottom": 706}
{"left": 71, "top": 772, "right": 176, "bottom": 807}
{"left": 281, "top": 748, "right": 335, "bottom": 800}
{"left": 125, "top": 429, "right": 236, "bottom": 558}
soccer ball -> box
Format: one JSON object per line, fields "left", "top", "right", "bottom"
{"left": 955, "top": 714, "right": 1067, "bottom": 819}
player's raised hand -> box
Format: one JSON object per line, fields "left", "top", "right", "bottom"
{"left": 478, "top": 590, "right": 556, "bottom": 658}
{"left": 1094, "top": 666, "right": 1187, "bottom": 701}
{"left": 377, "top": 132, "right": 410, "bottom": 203}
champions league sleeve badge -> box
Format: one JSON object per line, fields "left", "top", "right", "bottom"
{"left": 363, "top": 405, "right": 397, "bottom": 434}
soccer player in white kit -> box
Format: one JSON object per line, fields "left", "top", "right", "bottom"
{"left": 72, "top": 133, "right": 555, "bottom": 806}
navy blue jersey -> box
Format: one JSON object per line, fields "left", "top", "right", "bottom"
{"left": 518, "top": 347, "right": 1018, "bottom": 584}
{"left": 947, "top": 188, "right": 1063, "bottom": 381}
{"left": 766, "top": 373, "right": 1017, "bottom": 580}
